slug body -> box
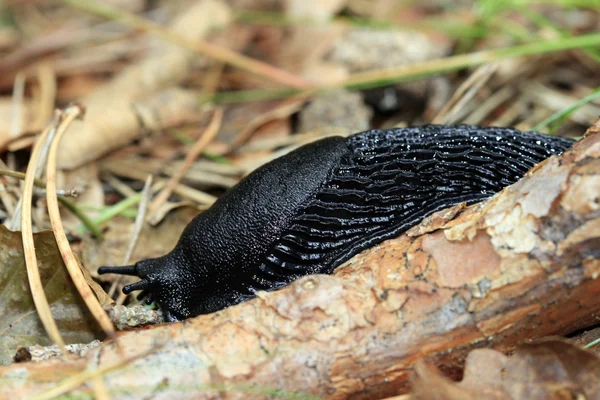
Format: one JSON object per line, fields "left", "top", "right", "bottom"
{"left": 99, "top": 125, "right": 574, "bottom": 321}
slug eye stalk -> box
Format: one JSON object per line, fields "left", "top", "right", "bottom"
{"left": 97, "top": 265, "right": 137, "bottom": 276}
{"left": 122, "top": 280, "right": 149, "bottom": 294}
{"left": 98, "top": 264, "right": 149, "bottom": 294}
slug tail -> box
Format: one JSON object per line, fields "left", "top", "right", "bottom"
{"left": 97, "top": 264, "right": 138, "bottom": 276}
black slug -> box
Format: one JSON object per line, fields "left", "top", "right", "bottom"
{"left": 98, "top": 125, "right": 574, "bottom": 321}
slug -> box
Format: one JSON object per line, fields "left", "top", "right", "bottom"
{"left": 98, "top": 125, "right": 574, "bottom": 322}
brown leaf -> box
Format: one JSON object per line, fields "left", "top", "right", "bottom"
{"left": 0, "top": 225, "right": 102, "bottom": 366}
{"left": 412, "top": 341, "right": 600, "bottom": 400}
{"left": 504, "top": 339, "right": 600, "bottom": 400}
{"left": 459, "top": 349, "right": 510, "bottom": 399}
{"left": 412, "top": 360, "right": 478, "bottom": 400}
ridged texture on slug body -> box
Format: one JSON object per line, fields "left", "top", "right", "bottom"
{"left": 99, "top": 125, "right": 575, "bottom": 321}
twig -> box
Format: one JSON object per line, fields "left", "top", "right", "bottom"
{"left": 147, "top": 108, "right": 223, "bottom": 223}
{"left": 20, "top": 116, "right": 66, "bottom": 351}
{"left": 121, "top": 175, "right": 153, "bottom": 268}
{"left": 10, "top": 72, "right": 25, "bottom": 139}
{"left": 110, "top": 175, "right": 153, "bottom": 302}
{"left": 45, "top": 104, "right": 116, "bottom": 339}
{"left": 101, "top": 163, "right": 218, "bottom": 205}
{"left": 432, "top": 63, "right": 498, "bottom": 124}
{"left": 0, "top": 169, "right": 102, "bottom": 237}
{"left": 0, "top": 169, "right": 47, "bottom": 188}
{"left": 463, "top": 86, "right": 515, "bottom": 125}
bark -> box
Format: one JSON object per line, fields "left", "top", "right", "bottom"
{"left": 1, "top": 124, "right": 599, "bottom": 399}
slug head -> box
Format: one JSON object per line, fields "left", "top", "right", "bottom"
{"left": 98, "top": 137, "right": 351, "bottom": 321}
{"left": 98, "top": 254, "right": 194, "bottom": 322}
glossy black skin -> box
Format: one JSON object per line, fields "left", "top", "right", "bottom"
{"left": 98, "top": 125, "right": 574, "bottom": 321}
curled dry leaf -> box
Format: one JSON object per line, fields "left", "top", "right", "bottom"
{"left": 412, "top": 339, "right": 600, "bottom": 400}
{"left": 0, "top": 226, "right": 103, "bottom": 366}
{"left": 0, "top": 127, "right": 599, "bottom": 398}
{"left": 505, "top": 340, "right": 600, "bottom": 400}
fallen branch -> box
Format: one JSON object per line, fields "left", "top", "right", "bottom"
{"left": 1, "top": 123, "right": 599, "bottom": 399}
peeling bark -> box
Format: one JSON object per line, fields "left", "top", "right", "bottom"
{"left": 1, "top": 125, "right": 599, "bottom": 399}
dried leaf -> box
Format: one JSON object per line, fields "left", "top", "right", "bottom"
{"left": 412, "top": 360, "right": 478, "bottom": 400}
{"left": 412, "top": 340, "right": 600, "bottom": 400}
{"left": 504, "top": 340, "right": 600, "bottom": 400}
{"left": 0, "top": 225, "right": 102, "bottom": 366}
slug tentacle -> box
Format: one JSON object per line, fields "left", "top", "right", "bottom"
{"left": 122, "top": 280, "right": 149, "bottom": 294}
{"left": 97, "top": 265, "right": 137, "bottom": 276}
{"left": 98, "top": 125, "right": 575, "bottom": 321}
